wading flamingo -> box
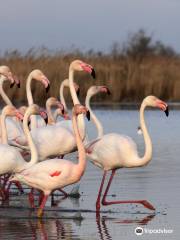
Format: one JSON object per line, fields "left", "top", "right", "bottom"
{"left": 10, "top": 104, "right": 90, "bottom": 218}
{"left": 16, "top": 60, "right": 95, "bottom": 161}
{"left": 0, "top": 105, "right": 25, "bottom": 196}
{"left": 85, "top": 96, "right": 169, "bottom": 211}
{"left": 0, "top": 105, "right": 47, "bottom": 194}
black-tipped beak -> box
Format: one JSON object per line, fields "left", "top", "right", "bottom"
{"left": 107, "top": 88, "right": 111, "bottom": 95}
{"left": 17, "top": 82, "right": 20, "bottom": 88}
{"left": 77, "top": 88, "right": 80, "bottom": 97}
{"left": 91, "top": 69, "right": 96, "bottom": 79}
{"left": 62, "top": 108, "right": 65, "bottom": 115}
{"left": 164, "top": 106, "right": 169, "bottom": 117}
{"left": 10, "top": 82, "right": 15, "bottom": 88}
{"left": 28, "top": 120, "right": 31, "bottom": 128}
{"left": 86, "top": 110, "right": 90, "bottom": 121}
{"left": 46, "top": 84, "right": 50, "bottom": 93}
{"left": 44, "top": 116, "right": 48, "bottom": 124}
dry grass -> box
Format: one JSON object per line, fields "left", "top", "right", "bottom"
{"left": 1, "top": 49, "right": 180, "bottom": 107}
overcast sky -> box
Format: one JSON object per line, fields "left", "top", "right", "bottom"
{"left": 0, "top": 0, "right": 180, "bottom": 53}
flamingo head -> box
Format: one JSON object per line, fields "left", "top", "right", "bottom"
{"left": 90, "top": 86, "right": 111, "bottom": 95}
{"left": 47, "top": 97, "right": 65, "bottom": 116}
{"left": 30, "top": 69, "right": 50, "bottom": 92}
{"left": 0, "top": 65, "right": 18, "bottom": 87}
{"left": 55, "top": 108, "right": 70, "bottom": 120}
{"left": 26, "top": 104, "right": 48, "bottom": 124}
{"left": 2, "top": 105, "right": 24, "bottom": 121}
{"left": 70, "top": 60, "right": 96, "bottom": 79}
{"left": 73, "top": 104, "right": 90, "bottom": 121}
{"left": 18, "top": 106, "right": 28, "bottom": 115}
{"left": 143, "top": 96, "right": 169, "bottom": 117}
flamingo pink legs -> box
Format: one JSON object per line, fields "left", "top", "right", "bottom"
{"left": 28, "top": 188, "right": 68, "bottom": 209}
{"left": 37, "top": 194, "right": 49, "bottom": 218}
{"left": 96, "top": 170, "right": 155, "bottom": 212}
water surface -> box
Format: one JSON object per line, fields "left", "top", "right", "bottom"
{"left": 0, "top": 109, "right": 180, "bottom": 239}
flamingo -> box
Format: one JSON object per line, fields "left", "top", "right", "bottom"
{"left": 25, "top": 69, "right": 50, "bottom": 130}
{"left": 0, "top": 66, "right": 24, "bottom": 144}
{"left": 85, "top": 85, "right": 111, "bottom": 139}
{"left": 14, "top": 69, "right": 50, "bottom": 146}
{"left": 54, "top": 78, "right": 80, "bottom": 120}
{"left": 85, "top": 95, "right": 169, "bottom": 211}
{"left": 36, "top": 97, "right": 65, "bottom": 127}
{"left": 0, "top": 105, "right": 47, "bottom": 195}
{"left": 0, "top": 105, "right": 25, "bottom": 196}
{"left": 0, "top": 65, "right": 20, "bottom": 106}
{"left": 10, "top": 104, "right": 90, "bottom": 218}
{"left": 15, "top": 60, "right": 95, "bottom": 161}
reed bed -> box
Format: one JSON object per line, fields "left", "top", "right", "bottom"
{"left": 0, "top": 31, "right": 180, "bottom": 106}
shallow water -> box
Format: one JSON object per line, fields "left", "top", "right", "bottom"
{"left": 0, "top": 109, "right": 180, "bottom": 239}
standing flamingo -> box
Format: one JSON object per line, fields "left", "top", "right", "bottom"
{"left": 0, "top": 105, "right": 47, "bottom": 195}
{"left": 15, "top": 60, "right": 95, "bottom": 160}
{"left": 85, "top": 96, "right": 169, "bottom": 211}
{"left": 10, "top": 104, "right": 90, "bottom": 218}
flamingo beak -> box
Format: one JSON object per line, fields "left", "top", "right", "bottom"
{"left": 91, "top": 68, "right": 96, "bottom": 79}
{"left": 101, "top": 87, "right": 111, "bottom": 95}
{"left": 77, "top": 88, "right": 80, "bottom": 97}
{"left": 80, "top": 63, "right": 96, "bottom": 79}
{"left": 10, "top": 82, "right": 15, "bottom": 88}
{"left": 46, "top": 84, "right": 50, "bottom": 93}
{"left": 164, "top": 106, "right": 169, "bottom": 117}
{"left": 40, "top": 110, "right": 48, "bottom": 124}
{"left": 156, "top": 100, "right": 169, "bottom": 117}
{"left": 41, "top": 76, "right": 50, "bottom": 92}
{"left": 64, "top": 113, "right": 70, "bottom": 120}
{"left": 86, "top": 110, "right": 90, "bottom": 121}
{"left": 15, "top": 111, "right": 24, "bottom": 122}
{"left": 57, "top": 103, "right": 64, "bottom": 114}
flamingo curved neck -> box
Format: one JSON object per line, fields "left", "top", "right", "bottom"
{"left": 23, "top": 112, "right": 38, "bottom": 166}
{"left": 69, "top": 68, "right": 85, "bottom": 139}
{"left": 26, "top": 74, "right": 37, "bottom": 129}
{"left": 60, "top": 79, "right": 69, "bottom": 113}
{"left": 85, "top": 93, "right": 103, "bottom": 138}
{"left": 72, "top": 112, "right": 86, "bottom": 178}
{"left": 0, "top": 76, "right": 13, "bottom": 106}
{"left": 46, "top": 103, "right": 55, "bottom": 124}
{"left": 133, "top": 102, "right": 152, "bottom": 167}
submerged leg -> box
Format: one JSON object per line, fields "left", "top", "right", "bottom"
{"left": 37, "top": 194, "right": 49, "bottom": 218}
{"left": 6, "top": 180, "right": 24, "bottom": 195}
{"left": 0, "top": 188, "right": 5, "bottom": 200}
{"left": 96, "top": 171, "right": 107, "bottom": 212}
{"left": 102, "top": 170, "right": 155, "bottom": 211}
{"left": 14, "top": 181, "right": 24, "bottom": 194}
{"left": 28, "top": 188, "right": 35, "bottom": 208}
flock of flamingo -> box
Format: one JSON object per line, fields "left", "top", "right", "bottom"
{"left": 0, "top": 60, "right": 169, "bottom": 218}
